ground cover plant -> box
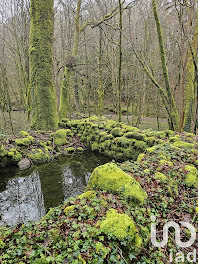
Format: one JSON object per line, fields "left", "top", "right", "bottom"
{"left": 0, "top": 117, "right": 197, "bottom": 263}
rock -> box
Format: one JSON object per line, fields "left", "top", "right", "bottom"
{"left": 18, "top": 158, "right": 31, "bottom": 170}
{"left": 87, "top": 163, "right": 147, "bottom": 205}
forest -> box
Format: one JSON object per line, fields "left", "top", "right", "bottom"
{"left": 0, "top": 0, "right": 197, "bottom": 264}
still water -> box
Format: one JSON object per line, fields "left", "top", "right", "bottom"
{"left": 0, "top": 151, "right": 110, "bottom": 226}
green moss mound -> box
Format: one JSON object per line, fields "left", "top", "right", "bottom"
{"left": 53, "top": 129, "right": 72, "bottom": 146}
{"left": 99, "top": 209, "right": 142, "bottom": 247}
{"left": 59, "top": 117, "right": 175, "bottom": 161}
{"left": 87, "top": 163, "right": 147, "bottom": 205}
{"left": 28, "top": 149, "right": 50, "bottom": 164}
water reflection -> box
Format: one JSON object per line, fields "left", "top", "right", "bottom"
{"left": 62, "top": 166, "right": 88, "bottom": 200}
{"left": 0, "top": 151, "right": 110, "bottom": 226}
{"left": 0, "top": 171, "right": 45, "bottom": 226}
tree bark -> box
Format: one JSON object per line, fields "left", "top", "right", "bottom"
{"left": 30, "top": 0, "right": 58, "bottom": 130}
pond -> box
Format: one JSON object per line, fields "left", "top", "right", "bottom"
{"left": 0, "top": 151, "right": 110, "bottom": 226}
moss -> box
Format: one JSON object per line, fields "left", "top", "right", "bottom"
{"left": 159, "top": 154, "right": 171, "bottom": 160}
{"left": 30, "top": 0, "right": 58, "bottom": 130}
{"left": 125, "top": 132, "right": 144, "bottom": 141}
{"left": 172, "top": 141, "right": 194, "bottom": 149}
{"left": 99, "top": 132, "right": 113, "bottom": 142}
{"left": 169, "top": 135, "right": 181, "bottom": 142}
{"left": 185, "top": 165, "right": 198, "bottom": 187}
{"left": 143, "top": 136, "right": 155, "bottom": 146}
{"left": 77, "top": 147, "right": 84, "bottom": 152}
{"left": 104, "top": 120, "right": 116, "bottom": 131}
{"left": 91, "top": 124, "right": 99, "bottom": 130}
{"left": 99, "top": 140, "right": 111, "bottom": 152}
{"left": 45, "top": 146, "right": 52, "bottom": 152}
{"left": 53, "top": 129, "right": 72, "bottom": 146}
{"left": 146, "top": 146, "right": 158, "bottom": 153}
{"left": 28, "top": 149, "right": 50, "bottom": 164}
{"left": 165, "top": 130, "right": 175, "bottom": 136}
{"left": 59, "top": 69, "right": 72, "bottom": 120}
{"left": 103, "top": 150, "right": 115, "bottom": 158}
{"left": 8, "top": 149, "right": 22, "bottom": 163}
{"left": 64, "top": 205, "right": 75, "bottom": 216}
{"left": 88, "top": 116, "right": 101, "bottom": 122}
{"left": 154, "top": 172, "right": 167, "bottom": 182}
{"left": 0, "top": 146, "right": 7, "bottom": 158}
{"left": 99, "top": 209, "right": 141, "bottom": 246}
{"left": 91, "top": 142, "right": 100, "bottom": 151}
{"left": 125, "top": 126, "right": 139, "bottom": 132}
{"left": 19, "top": 131, "right": 30, "bottom": 137}
{"left": 87, "top": 163, "right": 147, "bottom": 204}
{"left": 156, "top": 131, "right": 167, "bottom": 139}
{"left": 159, "top": 160, "right": 173, "bottom": 167}
{"left": 113, "top": 152, "right": 124, "bottom": 161}
{"left": 137, "top": 154, "right": 145, "bottom": 163}
{"left": 78, "top": 191, "right": 96, "bottom": 200}
{"left": 110, "top": 127, "right": 123, "bottom": 137}
{"left": 113, "top": 137, "right": 133, "bottom": 148}
{"left": 15, "top": 136, "right": 34, "bottom": 147}
{"left": 67, "top": 147, "right": 75, "bottom": 153}
{"left": 134, "top": 140, "right": 147, "bottom": 151}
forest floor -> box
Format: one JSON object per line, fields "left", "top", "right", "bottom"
{"left": 0, "top": 116, "right": 197, "bottom": 263}
{"left": 0, "top": 111, "right": 168, "bottom": 135}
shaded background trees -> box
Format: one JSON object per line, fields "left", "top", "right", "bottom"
{"left": 0, "top": 0, "right": 197, "bottom": 132}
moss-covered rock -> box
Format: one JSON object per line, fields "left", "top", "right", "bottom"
{"left": 53, "top": 129, "right": 72, "bottom": 146}
{"left": 15, "top": 136, "right": 34, "bottom": 147}
{"left": 8, "top": 149, "right": 22, "bottom": 163}
{"left": 28, "top": 149, "right": 50, "bottom": 164}
{"left": 185, "top": 165, "right": 198, "bottom": 187}
{"left": 67, "top": 147, "right": 75, "bottom": 153}
{"left": 0, "top": 146, "right": 7, "bottom": 158}
{"left": 87, "top": 163, "right": 147, "bottom": 204}
{"left": 78, "top": 191, "right": 96, "bottom": 200}
{"left": 99, "top": 209, "right": 141, "bottom": 246}
{"left": 110, "top": 127, "right": 124, "bottom": 137}
{"left": 19, "top": 131, "right": 30, "bottom": 137}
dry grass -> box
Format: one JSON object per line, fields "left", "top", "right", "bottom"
{"left": 0, "top": 111, "right": 30, "bottom": 135}
{"left": 105, "top": 114, "right": 169, "bottom": 131}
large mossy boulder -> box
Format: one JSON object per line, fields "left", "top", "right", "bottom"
{"left": 87, "top": 163, "right": 147, "bottom": 205}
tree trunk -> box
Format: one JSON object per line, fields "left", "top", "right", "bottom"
{"left": 97, "top": 27, "right": 104, "bottom": 116}
{"left": 30, "top": 0, "right": 58, "bottom": 130}
{"left": 59, "top": 0, "right": 82, "bottom": 119}
{"left": 152, "top": 0, "right": 180, "bottom": 131}
{"left": 184, "top": 2, "right": 198, "bottom": 132}
{"left": 118, "top": 0, "right": 123, "bottom": 122}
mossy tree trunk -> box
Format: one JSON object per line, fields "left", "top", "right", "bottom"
{"left": 97, "top": 27, "right": 104, "bottom": 116}
{"left": 184, "top": 2, "right": 198, "bottom": 132}
{"left": 118, "top": 0, "right": 123, "bottom": 123}
{"left": 152, "top": 0, "right": 180, "bottom": 131}
{"left": 183, "top": 49, "right": 196, "bottom": 132}
{"left": 30, "top": 0, "right": 58, "bottom": 130}
{"left": 193, "top": 1, "right": 198, "bottom": 133}
{"left": 59, "top": 0, "right": 82, "bottom": 119}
